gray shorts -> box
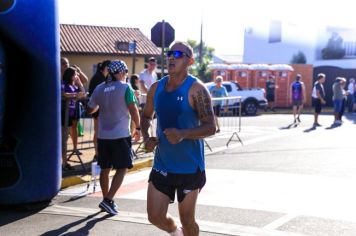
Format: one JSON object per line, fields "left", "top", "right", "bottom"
{"left": 292, "top": 100, "right": 303, "bottom": 106}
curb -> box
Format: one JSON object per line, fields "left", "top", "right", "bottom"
{"left": 61, "top": 157, "right": 153, "bottom": 189}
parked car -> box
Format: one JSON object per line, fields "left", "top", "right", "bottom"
{"left": 205, "top": 81, "right": 267, "bottom": 116}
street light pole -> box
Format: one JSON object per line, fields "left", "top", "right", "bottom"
{"left": 131, "top": 40, "right": 137, "bottom": 74}
{"left": 161, "top": 20, "right": 165, "bottom": 78}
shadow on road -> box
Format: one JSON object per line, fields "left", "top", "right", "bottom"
{"left": 303, "top": 126, "right": 317, "bottom": 133}
{"left": 0, "top": 200, "right": 51, "bottom": 227}
{"left": 39, "top": 211, "right": 109, "bottom": 236}
{"left": 279, "top": 122, "right": 299, "bottom": 130}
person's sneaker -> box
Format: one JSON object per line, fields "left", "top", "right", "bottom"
{"left": 271, "top": 108, "right": 276, "bottom": 112}
{"left": 333, "top": 120, "right": 342, "bottom": 125}
{"left": 99, "top": 199, "right": 118, "bottom": 215}
{"left": 112, "top": 200, "right": 118, "bottom": 210}
{"left": 170, "top": 226, "right": 184, "bottom": 236}
{"left": 297, "top": 116, "right": 301, "bottom": 123}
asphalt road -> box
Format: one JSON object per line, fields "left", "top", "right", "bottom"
{"left": 1, "top": 113, "right": 356, "bottom": 236}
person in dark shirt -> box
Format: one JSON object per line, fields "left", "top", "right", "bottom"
{"left": 311, "top": 73, "right": 326, "bottom": 127}
{"left": 265, "top": 75, "right": 277, "bottom": 112}
{"left": 88, "top": 60, "right": 111, "bottom": 159}
{"left": 290, "top": 74, "right": 306, "bottom": 123}
{"left": 61, "top": 67, "right": 86, "bottom": 170}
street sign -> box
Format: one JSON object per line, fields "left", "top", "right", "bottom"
{"left": 128, "top": 41, "right": 136, "bottom": 54}
{"left": 151, "top": 21, "right": 175, "bottom": 48}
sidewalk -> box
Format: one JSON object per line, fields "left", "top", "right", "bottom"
{"left": 61, "top": 140, "right": 153, "bottom": 189}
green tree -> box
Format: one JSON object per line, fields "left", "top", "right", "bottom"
{"left": 290, "top": 50, "right": 307, "bottom": 64}
{"left": 187, "top": 39, "right": 214, "bottom": 82}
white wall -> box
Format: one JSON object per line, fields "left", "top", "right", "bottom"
{"left": 243, "top": 21, "right": 318, "bottom": 65}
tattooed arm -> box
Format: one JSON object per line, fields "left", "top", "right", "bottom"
{"left": 163, "top": 81, "right": 216, "bottom": 144}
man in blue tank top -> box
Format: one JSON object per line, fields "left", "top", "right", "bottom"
{"left": 290, "top": 74, "right": 306, "bottom": 123}
{"left": 141, "top": 42, "right": 216, "bottom": 236}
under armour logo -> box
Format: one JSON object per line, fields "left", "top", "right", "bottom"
{"left": 177, "top": 96, "right": 183, "bottom": 101}
{"left": 183, "top": 189, "right": 192, "bottom": 194}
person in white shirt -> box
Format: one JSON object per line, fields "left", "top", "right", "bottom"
{"left": 139, "top": 57, "right": 158, "bottom": 94}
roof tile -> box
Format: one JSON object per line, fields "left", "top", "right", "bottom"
{"left": 60, "top": 24, "right": 161, "bottom": 56}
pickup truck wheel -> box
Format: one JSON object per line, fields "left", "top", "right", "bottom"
{"left": 244, "top": 101, "right": 257, "bottom": 116}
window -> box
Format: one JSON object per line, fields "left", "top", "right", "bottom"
{"left": 239, "top": 71, "right": 247, "bottom": 77}
{"left": 279, "top": 71, "right": 287, "bottom": 77}
{"left": 223, "top": 84, "right": 232, "bottom": 92}
{"left": 269, "top": 21, "right": 281, "bottom": 43}
{"left": 259, "top": 71, "right": 267, "bottom": 77}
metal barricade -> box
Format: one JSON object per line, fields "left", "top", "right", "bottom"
{"left": 62, "top": 97, "right": 89, "bottom": 172}
{"left": 207, "top": 96, "right": 243, "bottom": 148}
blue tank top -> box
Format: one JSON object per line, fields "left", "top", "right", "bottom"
{"left": 153, "top": 75, "right": 204, "bottom": 174}
{"left": 292, "top": 81, "right": 303, "bottom": 100}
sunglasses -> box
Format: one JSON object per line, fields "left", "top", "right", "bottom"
{"left": 166, "top": 50, "right": 190, "bottom": 59}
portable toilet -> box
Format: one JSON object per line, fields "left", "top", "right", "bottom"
{"left": 270, "top": 64, "right": 294, "bottom": 107}
{"left": 209, "top": 63, "right": 231, "bottom": 81}
{"left": 250, "top": 64, "right": 271, "bottom": 89}
{"left": 230, "top": 64, "right": 251, "bottom": 88}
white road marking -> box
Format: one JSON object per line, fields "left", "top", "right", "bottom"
{"left": 40, "top": 205, "right": 307, "bottom": 236}
{"left": 263, "top": 214, "right": 298, "bottom": 230}
{"left": 61, "top": 167, "right": 356, "bottom": 225}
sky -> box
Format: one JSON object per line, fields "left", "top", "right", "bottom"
{"left": 58, "top": 0, "right": 355, "bottom": 56}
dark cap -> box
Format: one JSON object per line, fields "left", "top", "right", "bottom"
{"left": 148, "top": 57, "right": 156, "bottom": 62}
{"left": 296, "top": 74, "right": 302, "bottom": 80}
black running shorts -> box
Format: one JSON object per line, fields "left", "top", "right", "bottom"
{"left": 148, "top": 168, "right": 206, "bottom": 203}
{"left": 97, "top": 137, "right": 133, "bottom": 170}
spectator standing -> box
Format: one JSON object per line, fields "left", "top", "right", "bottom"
{"left": 141, "top": 41, "right": 216, "bottom": 236}
{"left": 209, "top": 75, "right": 228, "bottom": 132}
{"left": 60, "top": 57, "right": 89, "bottom": 156}
{"left": 87, "top": 60, "right": 140, "bottom": 216}
{"left": 61, "top": 57, "right": 88, "bottom": 85}
{"left": 290, "top": 74, "right": 306, "bottom": 123}
{"left": 311, "top": 73, "right": 326, "bottom": 127}
{"left": 347, "top": 78, "right": 355, "bottom": 112}
{"left": 129, "top": 74, "right": 142, "bottom": 106}
{"left": 139, "top": 57, "right": 157, "bottom": 94}
{"left": 130, "top": 74, "right": 142, "bottom": 142}
{"left": 88, "top": 60, "right": 111, "bottom": 160}
{"left": 265, "top": 75, "right": 277, "bottom": 112}
{"left": 61, "top": 67, "right": 86, "bottom": 170}
{"left": 332, "top": 77, "right": 347, "bottom": 125}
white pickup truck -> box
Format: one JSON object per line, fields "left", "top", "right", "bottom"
{"left": 205, "top": 81, "right": 267, "bottom": 116}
